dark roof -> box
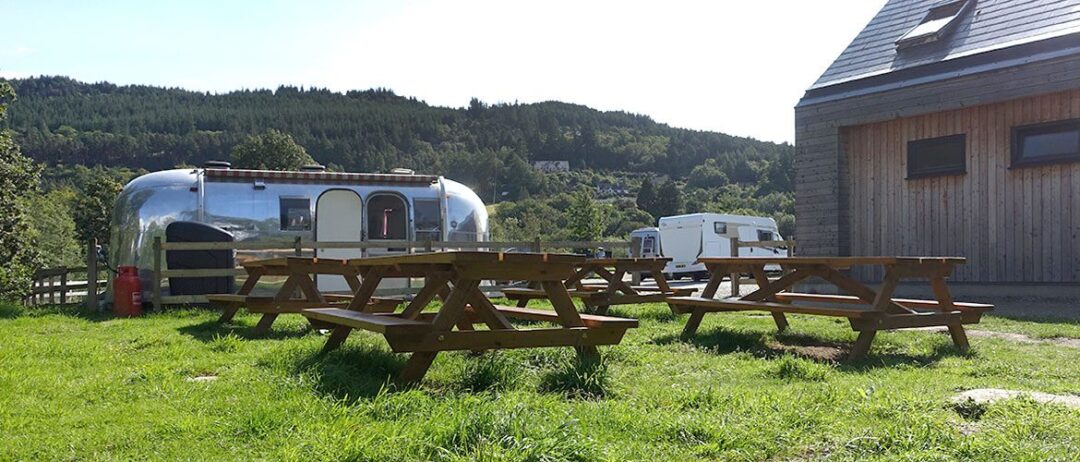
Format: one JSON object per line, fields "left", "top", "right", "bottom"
{"left": 800, "top": 0, "right": 1080, "bottom": 105}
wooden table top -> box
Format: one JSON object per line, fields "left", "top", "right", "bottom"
{"left": 581, "top": 257, "right": 671, "bottom": 266}
{"left": 697, "top": 256, "right": 967, "bottom": 266}
{"left": 346, "top": 251, "right": 585, "bottom": 267}
{"left": 241, "top": 257, "right": 349, "bottom": 268}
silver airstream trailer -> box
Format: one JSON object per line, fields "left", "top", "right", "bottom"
{"left": 109, "top": 165, "right": 488, "bottom": 296}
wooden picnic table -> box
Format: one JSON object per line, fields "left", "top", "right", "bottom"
{"left": 503, "top": 257, "right": 693, "bottom": 314}
{"left": 302, "top": 251, "right": 639, "bottom": 383}
{"left": 207, "top": 257, "right": 398, "bottom": 335}
{"left": 666, "top": 257, "right": 994, "bottom": 360}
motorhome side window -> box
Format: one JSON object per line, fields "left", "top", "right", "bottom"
{"left": 279, "top": 198, "right": 311, "bottom": 231}
{"left": 757, "top": 230, "right": 775, "bottom": 242}
{"left": 642, "top": 236, "right": 655, "bottom": 253}
{"left": 714, "top": 222, "right": 727, "bottom": 234}
{"left": 414, "top": 199, "right": 441, "bottom": 241}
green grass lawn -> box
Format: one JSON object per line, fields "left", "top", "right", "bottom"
{"left": 1, "top": 301, "right": 1078, "bottom": 461}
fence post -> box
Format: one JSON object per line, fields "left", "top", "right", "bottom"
{"left": 730, "top": 237, "right": 740, "bottom": 297}
{"left": 48, "top": 275, "right": 55, "bottom": 304}
{"left": 294, "top": 236, "right": 302, "bottom": 257}
{"left": 424, "top": 240, "right": 433, "bottom": 252}
{"left": 59, "top": 268, "right": 68, "bottom": 304}
{"left": 152, "top": 236, "right": 163, "bottom": 312}
{"left": 533, "top": 237, "right": 542, "bottom": 253}
{"left": 86, "top": 238, "right": 99, "bottom": 310}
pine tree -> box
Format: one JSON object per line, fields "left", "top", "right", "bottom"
{"left": 654, "top": 179, "right": 684, "bottom": 218}
{"left": 567, "top": 188, "right": 603, "bottom": 242}
{"left": 636, "top": 177, "right": 657, "bottom": 218}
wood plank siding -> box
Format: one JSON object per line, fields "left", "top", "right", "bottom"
{"left": 843, "top": 89, "right": 1080, "bottom": 282}
{"left": 795, "top": 52, "right": 1080, "bottom": 279}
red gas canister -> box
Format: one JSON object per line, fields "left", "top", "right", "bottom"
{"left": 113, "top": 266, "right": 143, "bottom": 317}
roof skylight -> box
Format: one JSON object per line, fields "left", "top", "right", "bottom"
{"left": 896, "top": 0, "right": 975, "bottom": 49}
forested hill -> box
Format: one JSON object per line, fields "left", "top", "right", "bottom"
{"left": 4, "top": 76, "right": 791, "bottom": 196}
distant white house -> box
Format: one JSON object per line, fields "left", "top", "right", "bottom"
{"left": 533, "top": 161, "right": 570, "bottom": 173}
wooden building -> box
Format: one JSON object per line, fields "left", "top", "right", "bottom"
{"left": 795, "top": 0, "right": 1080, "bottom": 283}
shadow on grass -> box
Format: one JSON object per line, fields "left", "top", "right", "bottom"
{"left": 293, "top": 343, "right": 408, "bottom": 402}
{"left": 653, "top": 326, "right": 968, "bottom": 369}
{"left": 177, "top": 319, "right": 313, "bottom": 342}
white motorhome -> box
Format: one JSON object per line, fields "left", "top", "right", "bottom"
{"left": 657, "top": 213, "right": 786, "bottom": 280}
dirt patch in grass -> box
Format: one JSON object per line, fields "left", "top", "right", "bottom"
{"left": 765, "top": 341, "right": 845, "bottom": 362}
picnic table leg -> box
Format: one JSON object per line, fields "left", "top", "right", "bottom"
{"left": 850, "top": 330, "right": 876, "bottom": 360}
{"left": 701, "top": 264, "right": 728, "bottom": 298}
{"left": 345, "top": 268, "right": 385, "bottom": 311}
{"left": 321, "top": 325, "right": 353, "bottom": 353}
{"left": 542, "top": 280, "right": 599, "bottom": 362}
{"left": 400, "top": 273, "right": 452, "bottom": 319}
{"left": 515, "top": 296, "right": 530, "bottom": 308}
{"left": 247, "top": 274, "right": 304, "bottom": 335}
{"left": 930, "top": 270, "right": 969, "bottom": 351}
{"left": 682, "top": 310, "right": 706, "bottom": 338}
{"left": 751, "top": 267, "right": 788, "bottom": 332}
{"left": 218, "top": 267, "right": 264, "bottom": 323}
{"left": 398, "top": 278, "right": 480, "bottom": 384}
{"left": 652, "top": 267, "right": 674, "bottom": 293}
{"left": 847, "top": 268, "right": 900, "bottom": 360}
{"left": 252, "top": 314, "right": 279, "bottom": 336}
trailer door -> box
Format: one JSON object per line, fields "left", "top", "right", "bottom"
{"left": 315, "top": 190, "right": 363, "bottom": 292}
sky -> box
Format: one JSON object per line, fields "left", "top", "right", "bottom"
{"left": 1, "top": 0, "right": 887, "bottom": 144}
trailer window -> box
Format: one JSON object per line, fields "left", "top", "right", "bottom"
{"left": 714, "top": 222, "right": 727, "bottom": 234}
{"left": 279, "top": 198, "right": 311, "bottom": 231}
{"left": 414, "top": 199, "right": 441, "bottom": 242}
{"left": 642, "top": 236, "right": 655, "bottom": 254}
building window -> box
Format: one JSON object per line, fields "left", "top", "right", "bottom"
{"left": 1012, "top": 119, "right": 1080, "bottom": 167}
{"left": 907, "top": 134, "right": 966, "bottom": 179}
{"left": 713, "top": 222, "right": 727, "bottom": 235}
{"left": 279, "top": 197, "right": 311, "bottom": 231}
{"left": 895, "top": 0, "right": 974, "bottom": 49}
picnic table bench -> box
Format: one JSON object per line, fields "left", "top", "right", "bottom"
{"left": 302, "top": 251, "right": 639, "bottom": 383}
{"left": 504, "top": 257, "right": 692, "bottom": 314}
{"left": 667, "top": 257, "right": 993, "bottom": 359}
{"left": 207, "top": 257, "right": 402, "bottom": 334}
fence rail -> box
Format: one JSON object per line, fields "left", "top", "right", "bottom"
{"left": 152, "top": 237, "right": 631, "bottom": 310}
{"left": 24, "top": 240, "right": 106, "bottom": 307}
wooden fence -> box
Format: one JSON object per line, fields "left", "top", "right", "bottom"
{"left": 151, "top": 237, "right": 631, "bottom": 310}
{"left": 24, "top": 240, "right": 107, "bottom": 307}
{"left": 728, "top": 238, "right": 796, "bottom": 296}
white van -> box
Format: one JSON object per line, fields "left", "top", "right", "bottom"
{"left": 657, "top": 213, "right": 786, "bottom": 280}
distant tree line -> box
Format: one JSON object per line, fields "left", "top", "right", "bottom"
{"left": 4, "top": 76, "right": 793, "bottom": 203}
